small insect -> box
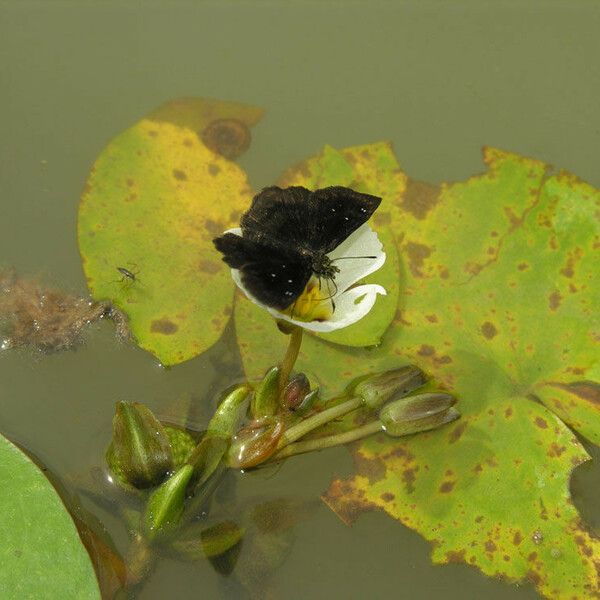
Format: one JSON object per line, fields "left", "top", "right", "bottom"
{"left": 213, "top": 186, "right": 381, "bottom": 311}
{"left": 116, "top": 264, "right": 140, "bottom": 287}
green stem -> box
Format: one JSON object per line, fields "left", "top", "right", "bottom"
{"left": 278, "top": 326, "right": 303, "bottom": 397}
{"left": 272, "top": 420, "right": 382, "bottom": 460}
{"left": 125, "top": 533, "right": 154, "bottom": 587}
{"left": 277, "top": 396, "right": 363, "bottom": 448}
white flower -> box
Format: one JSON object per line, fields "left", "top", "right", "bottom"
{"left": 228, "top": 223, "right": 386, "bottom": 332}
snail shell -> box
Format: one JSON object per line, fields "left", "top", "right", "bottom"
{"left": 200, "top": 118, "right": 251, "bottom": 160}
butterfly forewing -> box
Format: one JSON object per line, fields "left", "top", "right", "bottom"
{"left": 240, "top": 186, "right": 313, "bottom": 253}
{"left": 213, "top": 232, "right": 312, "bottom": 309}
{"left": 307, "top": 187, "right": 381, "bottom": 254}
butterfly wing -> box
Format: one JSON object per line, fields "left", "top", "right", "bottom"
{"left": 240, "top": 186, "right": 314, "bottom": 253}
{"left": 306, "top": 186, "right": 381, "bottom": 254}
{"left": 213, "top": 232, "right": 312, "bottom": 309}
{"left": 241, "top": 185, "right": 381, "bottom": 257}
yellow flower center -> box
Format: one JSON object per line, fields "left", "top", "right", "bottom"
{"left": 282, "top": 277, "right": 334, "bottom": 322}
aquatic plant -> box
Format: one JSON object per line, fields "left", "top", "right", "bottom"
{"left": 1, "top": 96, "right": 597, "bottom": 600}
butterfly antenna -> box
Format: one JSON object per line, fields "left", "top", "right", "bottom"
{"left": 331, "top": 255, "right": 377, "bottom": 261}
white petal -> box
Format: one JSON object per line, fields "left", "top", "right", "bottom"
{"left": 225, "top": 224, "right": 387, "bottom": 332}
{"left": 267, "top": 284, "right": 386, "bottom": 332}
{"left": 327, "top": 224, "right": 386, "bottom": 292}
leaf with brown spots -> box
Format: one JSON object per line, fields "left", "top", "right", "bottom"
{"left": 236, "top": 143, "right": 600, "bottom": 598}
{"left": 78, "top": 97, "right": 262, "bottom": 365}
{"left": 323, "top": 401, "right": 600, "bottom": 600}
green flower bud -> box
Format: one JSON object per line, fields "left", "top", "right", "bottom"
{"left": 144, "top": 464, "right": 194, "bottom": 539}
{"left": 106, "top": 401, "right": 173, "bottom": 489}
{"left": 354, "top": 366, "right": 426, "bottom": 409}
{"left": 164, "top": 426, "right": 196, "bottom": 467}
{"left": 379, "top": 393, "right": 459, "bottom": 436}
{"left": 206, "top": 385, "right": 250, "bottom": 438}
{"left": 283, "top": 373, "right": 311, "bottom": 410}
{"left": 187, "top": 385, "right": 250, "bottom": 486}
{"left": 293, "top": 387, "right": 320, "bottom": 416}
{"left": 228, "top": 418, "right": 285, "bottom": 469}
{"left": 250, "top": 367, "right": 280, "bottom": 418}
{"left": 187, "top": 435, "right": 229, "bottom": 488}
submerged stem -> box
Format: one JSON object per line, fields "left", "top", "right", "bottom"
{"left": 278, "top": 325, "right": 303, "bottom": 397}
{"left": 272, "top": 420, "right": 382, "bottom": 460}
{"left": 277, "top": 396, "right": 363, "bottom": 448}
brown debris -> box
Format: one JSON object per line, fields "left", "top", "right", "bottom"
{"left": 0, "top": 268, "right": 131, "bottom": 351}
{"left": 0, "top": 269, "right": 106, "bottom": 351}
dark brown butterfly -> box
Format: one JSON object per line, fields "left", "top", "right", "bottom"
{"left": 213, "top": 186, "right": 381, "bottom": 310}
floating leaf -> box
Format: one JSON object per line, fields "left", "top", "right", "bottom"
{"left": 323, "top": 401, "right": 599, "bottom": 599}
{"left": 78, "top": 97, "right": 262, "bottom": 365}
{"left": 236, "top": 144, "right": 600, "bottom": 598}
{"left": 0, "top": 434, "right": 100, "bottom": 598}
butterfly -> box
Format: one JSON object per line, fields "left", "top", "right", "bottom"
{"left": 213, "top": 186, "right": 381, "bottom": 310}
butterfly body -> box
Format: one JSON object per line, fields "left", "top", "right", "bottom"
{"left": 213, "top": 186, "right": 381, "bottom": 310}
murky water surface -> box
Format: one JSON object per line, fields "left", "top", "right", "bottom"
{"left": 1, "top": 2, "right": 598, "bottom": 598}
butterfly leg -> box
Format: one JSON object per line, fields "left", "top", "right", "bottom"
{"left": 325, "top": 278, "right": 336, "bottom": 313}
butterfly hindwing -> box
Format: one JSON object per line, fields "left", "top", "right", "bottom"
{"left": 241, "top": 259, "right": 313, "bottom": 310}
{"left": 213, "top": 232, "right": 312, "bottom": 309}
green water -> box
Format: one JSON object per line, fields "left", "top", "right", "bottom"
{"left": 1, "top": 2, "right": 599, "bottom": 598}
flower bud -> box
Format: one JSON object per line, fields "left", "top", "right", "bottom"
{"left": 187, "top": 385, "right": 250, "bottom": 486}
{"left": 144, "top": 464, "right": 194, "bottom": 539}
{"left": 206, "top": 384, "right": 251, "bottom": 438}
{"left": 354, "top": 366, "right": 426, "bottom": 409}
{"left": 282, "top": 373, "right": 310, "bottom": 410}
{"left": 379, "top": 393, "right": 459, "bottom": 436}
{"left": 187, "top": 435, "right": 229, "bottom": 488}
{"left": 250, "top": 367, "right": 280, "bottom": 419}
{"left": 106, "top": 401, "right": 173, "bottom": 489}
{"left": 293, "top": 387, "right": 320, "bottom": 416}
{"left": 164, "top": 426, "right": 196, "bottom": 467}
{"left": 228, "top": 418, "right": 285, "bottom": 469}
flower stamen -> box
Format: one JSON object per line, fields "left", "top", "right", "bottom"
{"left": 282, "top": 277, "right": 334, "bottom": 322}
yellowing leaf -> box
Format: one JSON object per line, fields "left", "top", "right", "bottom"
{"left": 323, "top": 400, "right": 599, "bottom": 600}
{"left": 236, "top": 143, "right": 600, "bottom": 599}
{"left": 78, "top": 98, "right": 262, "bottom": 365}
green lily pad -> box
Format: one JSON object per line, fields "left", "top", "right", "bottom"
{"left": 236, "top": 144, "right": 600, "bottom": 598}
{"left": 0, "top": 433, "right": 100, "bottom": 599}
{"left": 78, "top": 98, "right": 262, "bottom": 365}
